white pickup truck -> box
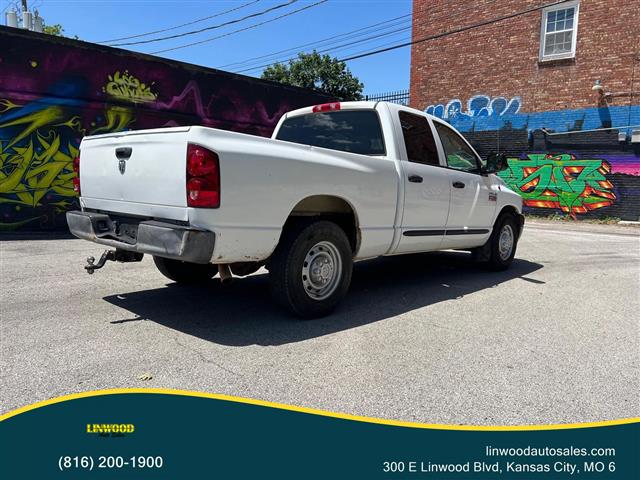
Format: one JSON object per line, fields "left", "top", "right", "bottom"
{"left": 67, "top": 101, "right": 524, "bottom": 318}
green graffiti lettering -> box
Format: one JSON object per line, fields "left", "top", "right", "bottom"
{"left": 498, "top": 153, "right": 616, "bottom": 217}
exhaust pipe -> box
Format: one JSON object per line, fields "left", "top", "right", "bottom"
{"left": 218, "top": 264, "right": 233, "bottom": 285}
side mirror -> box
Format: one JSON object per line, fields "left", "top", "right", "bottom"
{"left": 484, "top": 153, "right": 508, "bottom": 174}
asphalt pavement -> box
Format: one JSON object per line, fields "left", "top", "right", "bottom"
{"left": 1, "top": 221, "right": 638, "bottom": 425}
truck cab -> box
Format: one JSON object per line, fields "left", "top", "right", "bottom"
{"left": 273, "top": 101, "right": 522, "bottom": 254}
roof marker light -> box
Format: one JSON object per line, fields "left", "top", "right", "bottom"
{"left": 312, "top": 102, "right": 341, "bottom": 113}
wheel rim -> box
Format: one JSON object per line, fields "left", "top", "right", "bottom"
{"left": 301, "top": 241, "right": 342, "bottom": 300}
{"left": 498, "top": 224, "right": 514, "bottom": 260}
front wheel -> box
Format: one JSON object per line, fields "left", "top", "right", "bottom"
{"left": 485, "top": 214, "right": 519, "bottom": 270}
{"left": 153, "top": 256, "right": 218, "bottom": 283}
{"left": 269, "top": 220, "right": 353, "bottom": 319}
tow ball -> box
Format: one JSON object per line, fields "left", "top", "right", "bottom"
{"left": 85, "top": 249, "right": 144, "bottom": 274}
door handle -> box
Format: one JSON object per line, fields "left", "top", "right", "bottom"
{"left": 408, "top": 175, "right": 423, "bottom": 183}
{"left": 115, "top": 147, "right": 132, "bottom": 159}
{"left": 452, "top": 181, "right": 465, "bottom": 188}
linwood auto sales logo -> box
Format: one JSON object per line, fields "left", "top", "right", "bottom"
{"left": 86, "top": 423, "right": 135, "bottom": 437}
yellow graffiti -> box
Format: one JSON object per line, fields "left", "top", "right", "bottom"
{"left": 0, "top": 105, "right": 72, "bottom": 149}
{"left": 0, "top": 103, "right": 80, "bottom": 220}
{"left": 103, "top": 70, "right": 158, "bottom": 103}
{"left": 0, "top": 95, "right": 141, "bottom": 229}
{"left": 0, "top": 132, "right": 78, "bottom": 206}
{"left": 0, "top": 99, "right": 21, "bottom": 113}
{"left": 91, "top": 105, "right": 135, "bottom": 135}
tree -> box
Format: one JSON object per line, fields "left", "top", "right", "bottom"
{"left": 42, "top": 23, "right": 79, "bottom": 39}
{"left": 261, "top": 51, "right": 363, "bottom": 101}
{"left": 42, "top": 23, "right": 65, "bottom": 36}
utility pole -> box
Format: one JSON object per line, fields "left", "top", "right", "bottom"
{"left": 21, "top": 1, "right": 28, "bottom": 11}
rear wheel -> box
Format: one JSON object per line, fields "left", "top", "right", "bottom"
{"left": 269, "top": 220, "right": 353, "bottom": 319}
{"left": 153, "top": 256, "right": 218, "bottom": 283}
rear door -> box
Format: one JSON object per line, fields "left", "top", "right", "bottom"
{"left": 432, "top": 120, "right": 496, "bottom": 248}
{"left": 395, "top": 110, "right": 450, "bottom": 253}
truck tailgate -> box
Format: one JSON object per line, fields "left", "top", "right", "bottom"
{"left": 80, "top": 127, "right": 190, "bottom": 220}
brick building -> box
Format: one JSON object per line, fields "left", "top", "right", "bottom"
{"left": 410, "top": 0, "right": 640, "bottom": 220}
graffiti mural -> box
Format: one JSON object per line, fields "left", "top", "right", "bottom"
{"left": 426, "top": 95, "right": 640, "bottom": 136}
{"left": 0, "top": 28, "right": 332, "bottom": 231}
{"left": 103, "top": 70, "right": 158, "bottom": 104}
{"left": 498, "top": 154, "right": 616, "bottom": 218}
{"left": 426, "top": 95, "right": 521, "bottom": 120}
{"left": 424, "top": 92, "right": 640, "bottom": 220}
{"left": 0, "top": 98, "right": 81, "bottom": 230}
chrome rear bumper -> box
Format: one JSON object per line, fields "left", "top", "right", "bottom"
{"left": 66, "top": 210, "right": 215, "bottom": 264}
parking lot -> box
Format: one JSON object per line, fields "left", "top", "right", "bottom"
{"left": 1, "top": 221, "right": 638, "bottom": 425}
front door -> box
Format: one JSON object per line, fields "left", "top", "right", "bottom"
{"left": 432, "top": 121, "right": 497, "bottom": 249}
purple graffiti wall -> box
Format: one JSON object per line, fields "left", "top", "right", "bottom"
{"left": 0, "top": 27, "right": 333, "bottom": 231}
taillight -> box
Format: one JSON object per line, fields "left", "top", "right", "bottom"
{"left": 312, "top": 102, "right": 341, "bottom": 113}
{"left": 186, "top": 144, "right": 219, "bottom": 208}
{"left": 73, "top": 155, "right": 80, "bottom": 194}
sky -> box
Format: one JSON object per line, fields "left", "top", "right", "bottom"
{"left": 1, "top": 0, "right": 413, "bottom": 95}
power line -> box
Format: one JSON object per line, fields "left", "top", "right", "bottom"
{"left": 96, "top": 0, "right": 261, "bottom": 44}
{"left": 2, "top": 1, "right": 19, "bottom": 14}
{"left": 237, "top": 33, "right": 412, "bottom": 75}
{"left": 334, "top": 35, "right": 412, "bottom": 64}
{"left": 234, "top": 25, "right": 410, "bottom": 74}
{"left": 109, "top": 0, "right": 299, "bottom": 47}
{"left": 338, "top": 0, "right": 570, "bottom": 62}
{"left": 226, "top": 1, "right": 447, "bottom": 74}
{"left": 225, "top": 20, "right": 411, "bottom": 71}
{"left": 150, "top": 0, "right": 329, "bottom": 55}
{"left": 231, "top": 22, "right": 410, "bottom": 72}
{"left": 226, "top": 21, "right": 410, "bottom": 71}
{"left": 218, "top": 1, "right": 441, "bottom": 74}
{"left": 217, "top": 12, "right": 411, "bottom": 69}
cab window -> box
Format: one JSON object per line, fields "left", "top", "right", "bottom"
{"left": 276, "top": 110, "right": 386, "bottom": 156}
{"left": 399, "top": 111, "right": 440, "bottom": 166}
{"left": 434, "top": 122, "right": 481, "bottom": 172}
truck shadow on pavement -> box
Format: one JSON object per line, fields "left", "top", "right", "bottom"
{"left": 103, "top": 252, "right": 543, "bottom": 346}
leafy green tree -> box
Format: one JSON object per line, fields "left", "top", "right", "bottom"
{"left": 42, "top": 23, "right": 79, "bottom": 39}
{"left": 42, "top": 23, "right": 64, "bottom": 36}
{"left": 261, "top": 51, "right": 363, "bottom": 101}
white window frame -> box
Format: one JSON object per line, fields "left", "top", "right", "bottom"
{"left": 539, "top": 0, "right": 580, "bottom": 62}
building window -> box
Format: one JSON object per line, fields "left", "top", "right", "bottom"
{"left": 539, "top": 1, "right": 579, "bottom": 61}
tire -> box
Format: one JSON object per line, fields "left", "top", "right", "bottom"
{"left": 269, "top": 220, "right": 353, "bottom": 319}
{"left": 153, "top": 256, "right": 218, "bottom": 283}
{"left": 485, "top": 214, "right": 519, "bottom": 270}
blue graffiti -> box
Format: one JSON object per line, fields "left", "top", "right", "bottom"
{"left": 426, "top": 95, "right": 522, "bottom": 120}
{"left": 426, "top": 96, "right": 640, "bottom": 135}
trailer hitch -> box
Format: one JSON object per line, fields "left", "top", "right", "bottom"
{"left": 85, "top": 249, "right": 144, "bottom": 274}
